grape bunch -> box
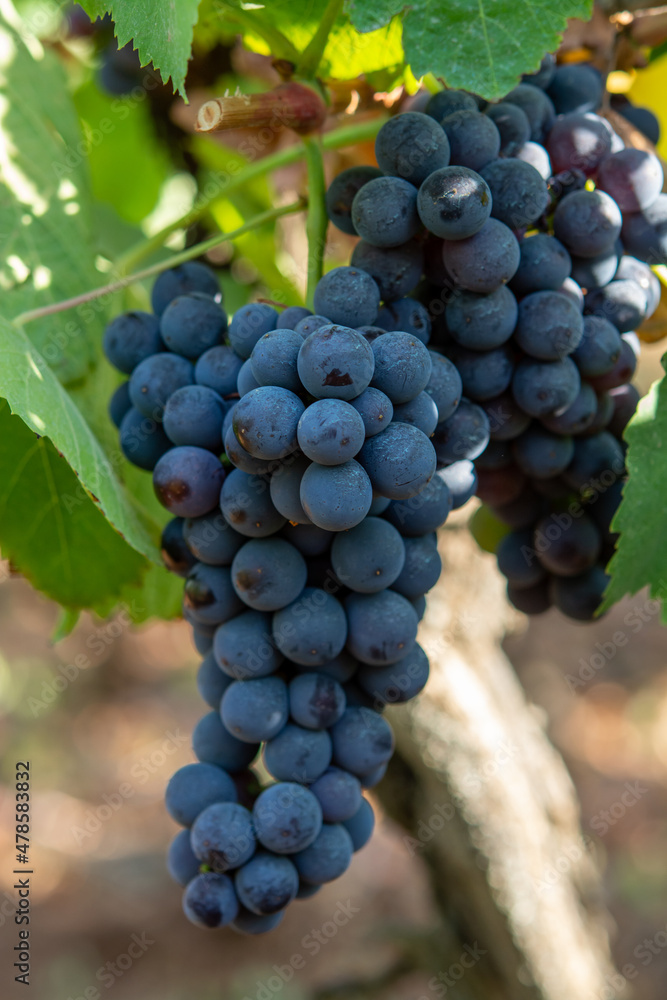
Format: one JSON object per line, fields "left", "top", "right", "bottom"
{"left": 102, "top": 50, "right": 660, "bottom": 934}
{"left": 327, "top": 53, "right": 657, "bottom": 623}
{"left": 103, "top": 257, "right": 463, "bottom": 934}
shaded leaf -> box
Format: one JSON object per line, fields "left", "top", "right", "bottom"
{"left": 601, "top": 366, "right": 667, "bottom": 620}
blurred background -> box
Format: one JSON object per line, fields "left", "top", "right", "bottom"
{"left": 1, "top": 2, "right": 667, "bottom": 998}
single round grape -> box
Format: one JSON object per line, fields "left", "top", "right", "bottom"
{"left": 549, "top": 566, "right": 610, "bottom": 621}
{"left": 151, "top": 262, "right": 220, "bottom": 317}
{"left": 553, "top": 190, "right": 622, "bottom": 259}
{"left": 263, "top": 724, "right": 332, "bottom": 784}
{"left": 252, "top": 782, "right": 322, "bottom": 854}
{"left": 440, "top": 110, "right": 501, "bottom": 171}
{"left": 392, "top": 391, "right": 439, "bottom": 436}
{"left": 510, "top": 235, "right": 572, "bottom": 298}
{"left": 250, "top": 329, "right": 303, "bottom": 392}
{"left": 183, "top": 563, "right": 243, "bottom": 627}
{"left": 292, "top": 823, "right": 354, "bottom": 884}
{"left": 618, "top": 102, "right": 660, "bottom": 144}
{"left": 219, "top": 468, "right": 286, "bottom": 538}
{"left": 160, "top": 293, "right": 227, "bottom": 359}
{"left": 349, "top": 387, "right": 394, "bottom": 438}
{"left": 485, "top": 102, "right": 531, "bottom": 154}
{"left": 236, "top": 359, "right": 261, "bottom": 397}
{"left": 534, "top": 513, "right": 602, "bottom": 577}
{"left": 597, "top": 148, "right": 663, "bottom": 214}
{"left": 547, "top": 63, "right": 603, "bottom": 115}
{"left": 357, "top": 643, "right": 430, "bottom": 705}
{"left": 376, "top": 297, "right": 431, "bottom": 344}
{"left": 359, "top": 422, "right": 436, "bottom": 500}
{"left": 228, "top": 303, "right": 278, "bottom": 359}
{"left": 193, "top": 711, "right": 259, "bottom": 772}
{"left": 165, "top": 762, "right": 237, "bottom": 827}
{"left": 232, "top": 385, "right": 304, "bottom": 461}
{"left": 191, "top": 801, "right": 256, "bottom": 871}
{"left": 331, "top": 517, "right": 405, "bottom": 593}
{"left": 486, "top": 159, "right": 549, "bottom": 232}
{"left": 547, "top": 112, "right": 612, "bottom": 176}
{"left": 272, "top": 587, "right": 347, "bottom": 666}
{"left": 182, "top": 872, "right": 238, "bottom": 929}
{"left": 300, "top": 460, "right": 373, "bottom": 530}
{"left": 432, "top": 398, "right": 490, "bottom": 463}
{"left": 289, "top": 672, "right": 347, "bottom": 730}
{"left": 298, "top": 323, "right": 375, "bottom": 401}
{"left": 345, "top": 590, "right": 419, "bottom": 666}
{"left": 231, "top": 538, "right": 307, "bottom": 612}
{"left": 563, "top": 431, "right": 625, "bottom": 491}
{"left": 384, "top": 473, "right": 452, "bottom": 536}
{"left": 297, "top": 399, "right": 366, "bottom": 466}
{"left": 442, "top": 219, "right": 520, "bottom": 294}
{"left": 570, "top": 244, "right": 620, "bottom": 290}
{"left": 234, "top": 852, "right": 299, "bottom": 915}
{"left": 507, "top": 580, "right": 552, "bottom": 615}
{"left": 278, "top": 306, "right": 312, "bottom": 329}
{"left": 515, "top": 290, "right": 584, "bottom": 361}
{"left": 584, "top": 280, "right": 648, "bottom": 334}
{"left": 103, "top": 311, "right": 163, "bottom": 374}
{"left": 330, "top": 706, "right": 395, "bottom": 775}
{"left": 351, "top": 176, "right": 422, "bottom": 249}
{"left": 183, "top": 512, "right": 244, "bottom": 566}
{"left": 608, "top": 384, "right": 640, "bottom": 439}
{"left": 221, "top": 676, "right": 289, "bottom": 743}
{"left": 375, "top": 111, "right": 451, "bottom": 184}
{"left": 447, "top": 344, "right": 514, "bottom": 401}
{"left": 197, "top": 653, "right": 232, "bottom": 709}
{"left": 129, "top": 352, "right": 194, "bottom": 419}
{"left": 350, "top": 239, "right": 423, "bottom": 302}
{"left": 446, "top": 285, "right": 517, "bottom": 350}
{"left": 616, "top": 256, "right": 660, "bottom": 316}
{"left": 309, "top": 767, "right": 362, "bottom": 823}
{"left": 391, "top": 534, "right": 442, "bottom": 600}
{"left": 195, "top": 345, "right": 244, "bottom": 398}
{"left": 572, "top": 316, "right": 623, "bottom": 377}
{"left": 162, "top": 385, "right": 226, "bottom": 452}
{"left": 371, "top": 332, "right": 432, "bottom": 404}
{"left": 153, "top": 446, "right": 225, "bottom": 517}
{"left": 325, "top": 165, "right": 383, "bottom": 235}
{"left": 119, "top": 407, "right": 172, "bottom": 471}
{"left": 512, "top": 357, "right": 581, "bottom": 418}
{"left": 512, "top": 426, "right": 575, "bottom": 479}
{"left": 213, "top": 609, "right": 283, "bottom": 680}
{"left": 160, "top": 517, "right": 197, "bottom": 577}
{"left": 417, "top": 166, "right": 492, "bottom": 240}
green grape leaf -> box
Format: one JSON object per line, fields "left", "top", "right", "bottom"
{"left": 600, "top": 367, "right": 667, "bottom": 621}
{"left": 349, "top": 0, "right": 594, "bottom": 99}
{"left": 79, "top": 0, "right": 201, "bottom": 97}
{"left": 0, "top": 316, "right": 162, "bottom": 605}
{"left": 228, "top": 0, "right": 404, "bottom": 79}
{"left": 0, "top": 399, "right": 146, "bottom": 610}
{"left": 0, "top": 12, "right": 100, "bottom": 383}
